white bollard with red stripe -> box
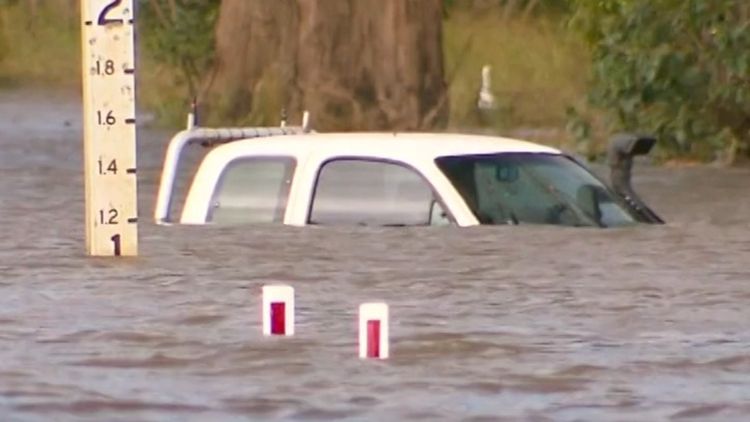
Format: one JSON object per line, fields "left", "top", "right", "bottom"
{"left": 359, "top": 303, "right": 389, "bottom": 359}
{"left": 262, "top": 285, "right": 295, "bottom": 336}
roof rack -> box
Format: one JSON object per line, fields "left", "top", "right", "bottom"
{"left": 154, "top": 111, "right": 312, "bottom": 224}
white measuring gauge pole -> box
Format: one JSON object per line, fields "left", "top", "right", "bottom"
{"left": 359, "top": 303, "right": 389, "bottom": 359}
{"left": 81, "top": 0, "right": 138, "bottom": 256}
{"left": 262, "top": 285, "right": 295, "bottom": 336}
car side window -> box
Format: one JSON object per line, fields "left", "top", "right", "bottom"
{"left": 309, "top": 159, "right": 443, "bottom": 226}
{"left": 208, "top": 157, "right": 295, "bottom": 224}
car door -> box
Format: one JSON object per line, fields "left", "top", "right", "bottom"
{"left": 181, "top": 144, "right": 306, "bottom": 225}
{"left": 300, "top": 157, "right": 454, "bottom": 227}
{"left": 204, "top": 156, "right": 297, "bottom": 224}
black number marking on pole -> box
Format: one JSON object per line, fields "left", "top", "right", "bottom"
{"left": 97, "top": 159, "right": 118, "bottom": 175}
{"left": 98, "top": 0, "right": 124, "bottom": 25}
{"left": 111, "top": 234, "right": 121, "bottom": 256}
{"left": 96, "top": 60, "right": 115, "bottom": 76}
{"left": 99, "top": 209, "right": 119, "bottom": 225}
{"left": 97, "top": 110, "right": 116, "bottom": 126}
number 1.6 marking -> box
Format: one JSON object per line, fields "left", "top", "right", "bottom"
{"left": 97, "top": 110, "right": 116, "bottom": 126}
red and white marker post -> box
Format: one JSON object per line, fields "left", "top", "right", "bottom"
{"left": 359, "top": 303, "right": 389, "bottom": 359}
{"left": 262, "top": 285, "right": 295, "bottom": 336}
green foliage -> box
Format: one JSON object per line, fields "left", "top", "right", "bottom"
{"left": 0, "top": 1, "right": 79, "bottom": 87}
{"left": 444, "top": 9, "right": 589, "bottom": 144}
{"left": 0, "top": 22, "right": 5, "bottom": 66}
{"left": 138, "top": 0, "right": 221, "bottom": 99}
{"left": 570, "top": 0, "right": 750, "bottom": 162}
{"left": 445, "top": 0, "right": 569, "bottom": 12}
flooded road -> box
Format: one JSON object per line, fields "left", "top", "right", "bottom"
{"left": 1, "top": 89, "right": 750, "bottom": 421}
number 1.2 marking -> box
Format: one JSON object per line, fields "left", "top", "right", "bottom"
{"left": 99, "top": 209, "right": 119, "bottom": 225}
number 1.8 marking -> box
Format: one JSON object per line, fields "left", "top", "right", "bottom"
{"left": 95, "top": 59, "right": 115, "bottom": 75}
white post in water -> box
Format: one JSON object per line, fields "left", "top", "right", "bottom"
{"left": 359, "top": 303, "right": 389, "bottom": 359}
{"left": 81, "top": 0, "right": 138, "bottom": 256}
{"left": 262, "top": 285, "right": 295, "bottom": 336}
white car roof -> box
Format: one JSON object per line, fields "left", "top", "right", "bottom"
{"left": 155, "top": 130, "right": 565, "bottom": 225}
{"left": 211, "top": 132, "right": 561, "bottom": 159}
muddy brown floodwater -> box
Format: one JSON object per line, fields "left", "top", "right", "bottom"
{"left": 1, "top": 89, "right": 750, "bottom": 422}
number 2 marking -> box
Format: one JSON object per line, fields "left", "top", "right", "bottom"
{"left": 98, "top": 0, "right": 123, "bottom": 25}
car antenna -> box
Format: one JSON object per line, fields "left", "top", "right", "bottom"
{"left": 477, "top": 65, "right": 497, "bottom": 111}
{"left": 187, "top": 97, "right": 199, "bottom": 130}
{"left": 280, "top": 108, "right": 288, "bottom": 128}
{"left": 302, "top": 110, "right": 311, "bottom": 133}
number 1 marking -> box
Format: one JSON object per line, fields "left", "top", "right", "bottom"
{"left": 111, "top": 234, "right": 121, "bottom": 256}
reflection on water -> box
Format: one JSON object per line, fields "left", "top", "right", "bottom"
{"left": 1, "top": 90, "right": 750, "bottom": 421}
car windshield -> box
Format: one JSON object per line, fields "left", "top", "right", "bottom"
{"left": 436, "top": 153, "right": 636, "bottom": 227}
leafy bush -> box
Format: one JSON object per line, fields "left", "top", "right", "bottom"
{"left": 445, "top": 0, "right": 570, "bottom": 17}
{"left": 570, "top": 0, "right": 750, "bottom": 162}
{"left": 0, "top": 0, "right": 79, "bottom": 86}
{"left": 138, "top": 0, "right": 220, "bottom": 99}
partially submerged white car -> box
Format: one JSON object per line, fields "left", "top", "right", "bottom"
{"left": 155, "top": 121, "right": 662, "bottom": 228}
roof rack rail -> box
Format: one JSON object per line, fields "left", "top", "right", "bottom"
{"left": 154, "top": 111, "right": 312, "bottom": 224}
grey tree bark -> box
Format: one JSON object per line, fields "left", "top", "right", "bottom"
{"left": 209, "top": 0, "right": 448, "bottom": 131}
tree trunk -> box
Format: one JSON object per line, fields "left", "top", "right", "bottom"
{"left": 209, "top": 0, "right": 448, "bottom": 131}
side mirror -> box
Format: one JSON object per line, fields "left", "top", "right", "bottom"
{"left": 607, "top": 134, "right": 663, "bottom": 224}
{"left": 428, "top": 200, "right": 451, "bottom": 226}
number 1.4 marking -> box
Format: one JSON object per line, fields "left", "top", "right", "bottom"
{"left": 97, "top": 158, "right": 118, "bottom": 175}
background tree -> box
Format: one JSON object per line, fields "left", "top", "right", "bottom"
{"left": 139, "top": 0, "right": 221, "bottom": 101}
{"left": 208, "top": 0, "right": 448, "bottom": 131}
{"left": 570, "top": 0, "right": 750, "bottom": 163}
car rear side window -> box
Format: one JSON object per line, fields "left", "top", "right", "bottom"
{"left": 208, "top": 157, "right": 295, "bottom": 224}
{"left": 309, "top": 159, "right": 440, "bottom": 226}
